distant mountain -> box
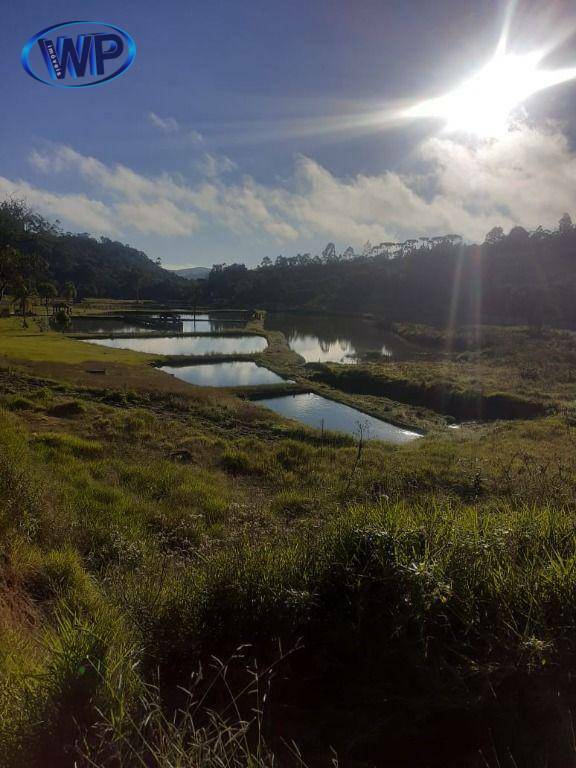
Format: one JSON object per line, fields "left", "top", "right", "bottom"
{"left": 172, "top": 267, "right": 210, "bottom": 280}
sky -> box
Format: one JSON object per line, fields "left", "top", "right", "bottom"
{"left": 1, "top": 0, "right": 576, "bottom": 268}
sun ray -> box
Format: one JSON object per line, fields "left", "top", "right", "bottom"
{"left": 403, "top": 19, "right": 576, "bottom": 139}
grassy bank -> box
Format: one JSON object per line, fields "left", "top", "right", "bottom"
{"left": 255, "top": 321, "right": 576, "bottom": 429}
{"left": 0, "top": 318, "right": 148, "bottom": 365}
{"left": 308, "top": 362, "right": 546, "bottom": 420}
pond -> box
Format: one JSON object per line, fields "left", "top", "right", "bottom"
{"left": 264, "top": 312, "right": 414, "bottom": 364}
{"left": 161, "top": 361, "right": 288, "bottom": 387}
{"left": 174, "top": 315, "right": 246, "bottom": 332}
{"left": 69, "top": 317, "right": 146, "bottom": 334}
{"left": 257, "top": 392, "right": 421, "bottom": 443}
{"left": 84, "top": 335, "right": 267, "bottom": 356}
{"left": 69, "top": 313, "right": 245, "bottom": 334}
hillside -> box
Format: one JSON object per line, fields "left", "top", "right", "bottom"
{"left": 0, "top": 199, "right": 188, "bottom": 301}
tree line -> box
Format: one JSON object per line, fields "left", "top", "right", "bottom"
{"left": 202, "top": 215, "right": 576, "bottom": 327}
{"left": 3, "top": 195, "right": 575, "bottom": 328}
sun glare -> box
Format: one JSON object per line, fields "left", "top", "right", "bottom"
{"left": 405, "top": 46, "right": 576, "bottom": 138}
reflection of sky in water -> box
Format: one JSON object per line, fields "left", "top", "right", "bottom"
{"left": 70, "top": 314, "right": 245, "bottom": 334}
{"left": 151, "top": 314, "right": 210, "bottom": 322}
{"left": 181, "top": 320, "right": 245, "bottom": 332}
{"left": 287, "top": 333, "right": 395, "bottom": 363}
{"left": 288, "top": 334, "right": 358, "bottom": 364}
{"left": 85, "top": 335, "right": 267, "bottom": 355}
{"left": 264, "top": 314, "right": 405, "bottom": 363}
{"left": 149, "top": 314, "right": 246, "bottom": 331}
{"left": 161, "top": 361, "right": 286, "bottom": 387}
{"left": 70, "top": 319, "right": 146, "bottom": 334}
{"left": 258, "top": 393, "right": 421, "bottom": 443}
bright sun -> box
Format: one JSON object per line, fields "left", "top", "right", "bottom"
{"left": 405, "top": 45, "right": 576, "bottom": 138}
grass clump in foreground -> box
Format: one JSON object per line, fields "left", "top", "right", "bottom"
{"left": 1, "top": 351, "right": 576, "bottom": 766}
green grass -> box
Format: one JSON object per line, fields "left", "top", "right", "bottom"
{"left": 1, "top": 318, "right": 576, "bottom": 766}
{"left": 0, "top": 318, "right": 147, "bottom": 365}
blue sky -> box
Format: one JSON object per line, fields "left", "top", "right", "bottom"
{"left": 1, "top": 0, "right": 576, "bottom": 268}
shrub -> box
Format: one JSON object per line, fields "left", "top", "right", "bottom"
{"left": 1, "top": 395, "right": 39, "bottom": 412}
{"left": 275, "top": 440, "right": 314, "bottom": 471}
{"left": 48, "top": 400, "right": 86, "bottom": 418}
{"left": 15, "top": 546, "right": 97, "bottom": 607}
{"left": 50, "top": 309, "right": 70, "bottom": 329}
{"left": 220, "top": 448, "right": 256, "bottom": 475}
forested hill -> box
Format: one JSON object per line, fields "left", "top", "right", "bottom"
{"left": 0, "top": 199, "right": 187, "bottom": 300}
{"left": 204, "top": 218, "right": 576, "bottom": 327}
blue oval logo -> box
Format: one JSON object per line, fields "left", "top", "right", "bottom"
{"left": 21, "top": 21, "right": 136, "bottom": 88}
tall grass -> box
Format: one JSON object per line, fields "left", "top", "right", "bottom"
{"left": 2, "top": 394, "right": 576, "bottom": 765}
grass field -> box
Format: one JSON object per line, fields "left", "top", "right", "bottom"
{"left": 1, "top": 313, "right": 576, "bottom": 767}
{"left": 0, "top": 318, "right": 148, "bottom": 365}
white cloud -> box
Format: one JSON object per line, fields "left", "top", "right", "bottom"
{"left": 195, "top": 152, "right": 237, "bottom": 178}
{"left": 418, "top": 124, "right": 576, "bottom": 237}
{"left": 148, "top": 112, "right": 203, "bottom": 145}
{"left": 16, "top": 121, "right": 576, "bottom": 249}
{"left": 188, "top": 130, "right": 204, "bottom": 145}
{"left": 148, "top": 112, "right": 180, "bottom": 133}
{"left": 28, "top": 144, "right": 298, "bottom": 240}
{"left": 116, "top": 199, "right": 200, "bottom": 236}
{"left": 0, "top": 175, "right": 117, "bottom": 234}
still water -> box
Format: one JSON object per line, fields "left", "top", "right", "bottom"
{"left": 70, "top": 317, "right": 145, "bottom": 334}
{"left": 70, "top": 314, "right": 246, "bottom": 334}
{"left": 258, "top": 392, "right": 421, "bottom": 443}
{"left": 161, "top": 361, "right": 287, "bottom": 387}
{"left": 174, "top": 315, "right": 245, "bottom": 332}
{"left": 85, "top": 335, "right": 267, "bottom": 356}
{"left": 264, "top": 313, "right": 412, "bottom": 364}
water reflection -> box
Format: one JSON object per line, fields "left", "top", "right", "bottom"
{"left": 258, "top": 392, "right": 421, "bottom": 443}
{"left": 264, "top": 313, "right": 412, "bottom": 363}
{"left": 161, "top": 361, "right": 287, "bottom": 387}
{"left": 84, "top": 335, "right": 267, "bottom": 356}
{"left": 146, "top": 314, "right": 246, "bottom": 332}
{"left": 69, "top": 313, "right": 246, "bottom": 334}
{"left": 69, "top": 317, "right": 144, "bottom": 334}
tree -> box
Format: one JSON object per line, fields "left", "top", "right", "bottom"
{"left": 404, "top": 239, "right": 419, "bottom": 253}
{"left": 559, "top": 213, "right": 573, "bottom": 234}
{"left": 11, "top": 279, "right": 35, "bottom": 328}
{"left": 0, "top": 245, "right": 21, "bottom": 303}
{"left": 321, "top": 242, "right": 337, "bottom": 262}
{"left": 187, "top": 280, "right": 202, "bottom": 314}
{"left": 382, "top": 242, "right": 399, "bottom": 258}
{"left": 361, "top": 241, "right": 373, "bottom": 258}
{"left": 63, "top": 281, "right": 77, "bottom": 303}
{"left": 484, "top": 226, "right": 505, "bottom": 246}
{"left": 0, "top": 197, "right": 57, "bottom": 245}
{"left": 508, "top": 226, "right": 530, "bottom": 243}
{"left": 531, "top": 225, "right": 551, "bottom": 241}
{"left": 37, "top": 281, "right": 58, "bottom": 321}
